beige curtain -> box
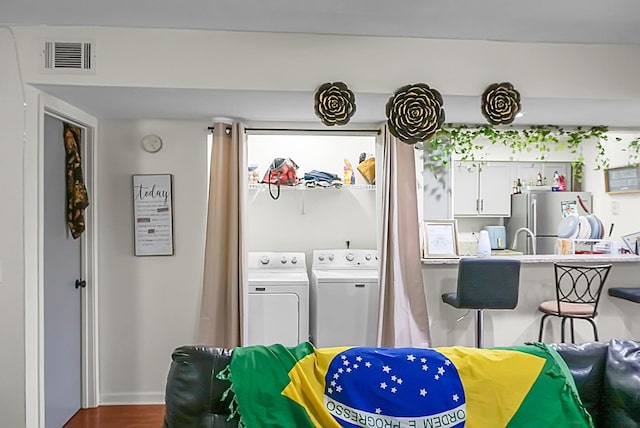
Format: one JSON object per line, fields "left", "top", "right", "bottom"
{"left": 197, "top": 122, "right": 247, "bottom": 347}
{"left": 377, "top": 125, "right": 431, "bottom": 347}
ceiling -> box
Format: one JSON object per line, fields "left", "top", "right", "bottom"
{"left": 5, "top": 0, "right": 640, "bottom": 125}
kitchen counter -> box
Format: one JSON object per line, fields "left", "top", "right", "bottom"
{"left": 422, "top": 253, "right": 640, "bottom": 265}
{"left": 422, "top": 254, "right": 640, "bottom": 348}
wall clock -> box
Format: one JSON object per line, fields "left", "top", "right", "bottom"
{"left": 141, "top": 134, "right": 163, "bottom": 153}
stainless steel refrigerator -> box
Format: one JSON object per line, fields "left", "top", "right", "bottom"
{"left": 506, "top": 191, "right": 592, "bottom": 255}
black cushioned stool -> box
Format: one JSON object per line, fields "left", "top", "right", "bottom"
{"left": 608, "top": 287, "right": 640, "bottom": 304}
{"left": 442, "top": 258, "right": 521, "bottom": 348}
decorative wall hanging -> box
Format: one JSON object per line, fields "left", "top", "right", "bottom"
{"left": 314, "top": 82, "right": 356, "bottom": 126}
{"left": 481, "top": 82, "right": 521, "bottom": 125}
{"left": 385, "top": 83, "right": 445, "bottom": 144}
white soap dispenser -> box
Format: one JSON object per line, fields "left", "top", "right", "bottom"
{"left": 477, "top": 230, "right": 492, "bottom": 258}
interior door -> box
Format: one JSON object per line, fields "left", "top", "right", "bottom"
{"left": 43, "top": 115, "right": 82, "bottom": 427}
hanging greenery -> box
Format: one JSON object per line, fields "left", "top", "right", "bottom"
{"left": 424, "top": 124, "right": 640, "bottom": 182}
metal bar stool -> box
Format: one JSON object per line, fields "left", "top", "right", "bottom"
{"left": 442, "top": 258, "right": 521, "bottom": 348}
{"left": 538, "top": 263, "right": 612, "bottom": 343}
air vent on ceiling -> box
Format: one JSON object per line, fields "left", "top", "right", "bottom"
{"left": 43, "top": 41, "right": 95, "bottom": 73}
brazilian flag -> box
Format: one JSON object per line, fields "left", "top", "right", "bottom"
{"left": 224, "top": 342, "right": 593, "bottom": 428}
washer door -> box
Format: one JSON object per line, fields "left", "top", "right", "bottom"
{"left": 311, "top": 280, "right": 379, "bottom": 348}
{"left": 248, "top": 292, "right": 299, "bottom": 347}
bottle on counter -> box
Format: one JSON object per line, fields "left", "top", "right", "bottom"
{"left": 477, "top": 230, "right": 492, "bottom": 258}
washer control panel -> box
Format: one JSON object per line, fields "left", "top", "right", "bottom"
{"left": 312, "top": 249, "right": 378, "bottom": 269}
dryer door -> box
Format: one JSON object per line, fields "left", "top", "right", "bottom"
{"left": 248, "top": 292, "right": 299, "bottom": 347}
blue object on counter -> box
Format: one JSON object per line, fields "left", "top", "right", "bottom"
{"left": 483, "top": 226, "right": 506, "bottom": 250}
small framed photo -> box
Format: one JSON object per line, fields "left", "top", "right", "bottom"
{"left": 622, "top": 231, "right": 640, "bottom": 255}
{"left": 423, "top": 219, "right": 459, "bottom": 258}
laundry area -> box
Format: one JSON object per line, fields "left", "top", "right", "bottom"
{"left": 245, "top": 132, "right": 379, "bottom": 347}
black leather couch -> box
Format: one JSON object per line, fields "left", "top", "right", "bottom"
{"left": 163, "top": 340, "right": 640, "bottom": 428}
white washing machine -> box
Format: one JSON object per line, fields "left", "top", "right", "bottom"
{"left": 310, "top": 249, "right": 379, "bottom": 348}
{"left": 247, "top": 252, "right": 309, "bottom": 347}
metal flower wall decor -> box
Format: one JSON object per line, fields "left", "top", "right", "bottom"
{"left": 385, "top": 83, "right": 445, "bottom": 145}
{"left": 314, "top": 82, "right": 357, "bottom": 126}
{"left": 481, "top": 82, "right": 521, "bottom": 125}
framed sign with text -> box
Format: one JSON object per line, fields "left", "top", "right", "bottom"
{"left": 423, "top": 219, "right": 460, "bottom": 258}
{"left": 132, "top": 174, "right": 174, "bottom": 256}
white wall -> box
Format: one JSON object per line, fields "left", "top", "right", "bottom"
{"left": 12, "top": 26, "right": 640, "bottom": 101}
{"left": 582, "top": 131, "right": 640, "bottom": 246}
{"left": 97, "top": 119, "right": 209, "bottom": 404}
{"left": 247, "top": 134, "right": 377, "bottom": 268}
{"left": 0, "top": 29, "right": 27, "bottom": 428}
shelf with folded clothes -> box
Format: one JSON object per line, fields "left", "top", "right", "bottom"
{"left": 247, "top": 183, "right": 375, "bottom": 191}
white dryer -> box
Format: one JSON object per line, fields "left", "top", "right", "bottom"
{"left": 247, "top": 252, "right": 309, "bottom": 347}
{"left": 310, "top": 249, "right": 379, "bottom": 348}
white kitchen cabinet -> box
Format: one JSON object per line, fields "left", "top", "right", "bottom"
{"left": 453, "top": 162, "right": 513, "bottom": 216}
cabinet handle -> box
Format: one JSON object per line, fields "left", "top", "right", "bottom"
{"left": 476, "top": 199, "right": 479, "bottom": 211}
{"left": 481, "top": 199, "right": 484, "bottom": 211}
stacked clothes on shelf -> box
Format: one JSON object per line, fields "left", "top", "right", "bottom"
{"left": 303, "top": 170, "right": 342, "bottom": 188}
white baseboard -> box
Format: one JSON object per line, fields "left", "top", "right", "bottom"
{"left": 99, "top": 392, "right": 165, "bottom": 406}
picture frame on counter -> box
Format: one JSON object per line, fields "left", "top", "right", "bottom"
{"left": 622, "top": 231, "right": 640, "bottom": 255}
{"left": 132, "top": 174, "right": 175, "bottom": 256}
{"left": 423, "top": 219, "right": 460, "bottom": 258}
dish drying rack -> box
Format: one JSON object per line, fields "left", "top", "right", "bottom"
{"left": 562, "top": 238, "right": 615, "bottom": 255}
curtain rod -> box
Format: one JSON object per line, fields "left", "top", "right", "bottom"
{"left": 207, "top": 126, "right": 380, "bottom": 135}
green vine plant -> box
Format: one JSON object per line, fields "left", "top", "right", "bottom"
{"left": 424, "top": 124, "right": 640, "bottom": 182}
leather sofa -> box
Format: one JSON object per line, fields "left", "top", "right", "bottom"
{"left": 163, "top": 340, "right": 640, "bottom": 428}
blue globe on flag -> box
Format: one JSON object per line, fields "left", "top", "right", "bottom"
{"left": 324, "top": 347, "right": 467, "bottom": 428}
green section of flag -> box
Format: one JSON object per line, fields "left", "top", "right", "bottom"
{"left": 228, "top": 342, "right": 593, "bottom": 428}
{"left": 229, "top": 342, "right": 315, "bottom": 428}
{"left": 505, "top": 344, "right": 594, "bottom": 428}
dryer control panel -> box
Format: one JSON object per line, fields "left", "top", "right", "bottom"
{"left": 248, "top": 252, "right": 307, "bottom": 270}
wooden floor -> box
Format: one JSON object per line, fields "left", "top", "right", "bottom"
{"left": 64, "top": 405, "right": 165, "bottom": 428}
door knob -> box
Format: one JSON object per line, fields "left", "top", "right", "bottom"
{"left": 75, "top": 279, "right": 86, "bottom": 289}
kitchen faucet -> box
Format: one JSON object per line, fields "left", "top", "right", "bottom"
{"left": 511, "top": 227, "right": 537, "bottom": 255}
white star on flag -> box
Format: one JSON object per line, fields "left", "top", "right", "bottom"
{"left": 445, "top": 360, "right": 451, "bottom": 366}
{"left": 375, "top": 408, "right": 381, "bottom": 414}
{"left": 391, "top": 387, "right": 397, "bottom": 393}
{"left": 420, "top": 389, "right": 427, "bottom": 397}
{"left": 336, "top": 386, "right": 342, "bottom": 392}
{"left": 328, "top": 388, "right": 333, "bottom": 394}
{"left": 343, "top": 360, "right": 350, "bottom": 366}
{"left": 341, "top": 355, "right": 347, "bottom": 360}
{"left": 338, "top": 368, "right": 343, "bottom": 373}
{"left": 422, "top": 364, "right": 428, "bottom": 371}
{"left": 407, "top": 354, "right": 416, "bottom": 362}
{"left": 346, "top": 368, "right": 352, "bottom": 373}
{"left": 356, "top": 356, "right": 362, "bottom": 362}
{"left": 331, "top": 380, "right": 336, "bottom": 387}
{"left": 397, "top": 378, "right": 403, "bottom": 384}
{"left": 353, "top": 364, "right": 359, "bottom": 369}
{"left": 421, "top": 358, "right": 427, "bottom": 363}
{"left": 438, "top": 367, "right": 445, "bottom": 375}
{"left": 434, "top": 374, "right": 440, "bottom": 380}
{"left": 382, "top": 365, "right": 391, "bottom": 373}
{"left": 365, "top": 362, "right": 371, "bottom": 368}
{"left": 453, "top": 394, "right": 459, "bottom": 402}
{"left": 380, "top": 382, "right": 387, "bottom": 389}
{"left": 333, "top": 373, "right": 339, "bottom": 379}
{"left": 391, "top": 375, "right": 397, "bottom": 381}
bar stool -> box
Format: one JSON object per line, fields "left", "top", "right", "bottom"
{"left": 538, "top": 263, "right": 612, "bottom": 343}
{"left": 442, "top": 258, "right": 521, "bottom": 348}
